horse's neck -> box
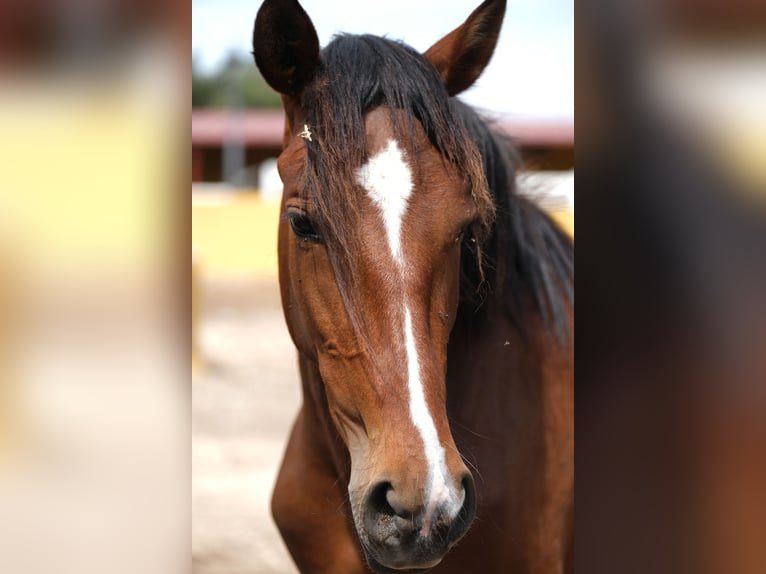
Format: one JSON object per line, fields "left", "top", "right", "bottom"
{"left": 446, "top": 293, "right": 574, "bottom": 564}
{"left": 446, "top": 287, "right": 574, "bottom": 436}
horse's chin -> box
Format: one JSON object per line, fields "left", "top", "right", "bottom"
{"left": 363, "top": 550, "right": 442, "bottom": 574}
{"left": 356, "top": 525, "right": 446, "bottom": 574}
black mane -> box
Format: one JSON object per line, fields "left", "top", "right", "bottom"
{"left": 456, "top": 102, "right": 574, "bottom": 342}
{"left": 299, "top": 33, "right": 573, "bottom": 342}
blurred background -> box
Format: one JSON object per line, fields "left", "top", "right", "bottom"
{"left": 0, "top": 0, "right": 187, "bottom": 574}
{"left": 191, "top": 1, "right": 573, "bottom": 573}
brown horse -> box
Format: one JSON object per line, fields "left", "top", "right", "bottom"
{"left": 252, "top": 0, "right": 573, "bottom": 572}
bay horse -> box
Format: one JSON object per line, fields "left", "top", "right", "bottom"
{"left": 252, "top": 0, "right": 573, "bottom": 572}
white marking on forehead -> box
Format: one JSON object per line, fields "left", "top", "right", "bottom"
{"left": 355, "top": 139, "right": 413, "bottom": 264}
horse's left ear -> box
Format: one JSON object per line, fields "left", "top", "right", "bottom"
{"left": 252, "top": 0, "right": 320, "bottom": 97}
{"left": 424, "top": 0, "right": 506, "bottom": 96}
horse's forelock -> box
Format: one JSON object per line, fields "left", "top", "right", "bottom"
{"left": 292, "top": 34, "right": 494, "bottom": 332}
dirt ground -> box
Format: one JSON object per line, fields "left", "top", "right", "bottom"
{"left": 192, "top": 278, "right": 300, "bottom": 574}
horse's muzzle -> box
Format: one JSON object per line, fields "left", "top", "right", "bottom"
{"left": 359, "top": 473, "right": 476, "bottom": 572}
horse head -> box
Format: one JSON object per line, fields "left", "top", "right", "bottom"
{"left": 253, "top": 1, "right": 505, "bottom": 570}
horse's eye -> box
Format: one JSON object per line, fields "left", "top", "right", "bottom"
{"left": 288, "top": 213, "right": 321, "bottom": 242}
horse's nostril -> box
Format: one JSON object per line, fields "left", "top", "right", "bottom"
{"left": 461, "top": 474, "right": 476, "bottom": 512}
{"left": 363, "top": 474, "right": 477, "bottom": 543}
{"left": 448, "top": 474, "right": 477, "bottom": 542}
{"left": 367, "top": 481, "right": 396, "bottom": 517}
{"left": 367, "top": 480, "right": 423, "bottom": 521}
{"left": 364, "top": 481, "right": 417, "bottom": 546}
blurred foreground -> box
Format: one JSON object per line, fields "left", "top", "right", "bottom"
{"left": 577, "top": 1, "right": 766, "bottom": 573}
{"left": 0, "top": 0, "right": 187, "bottom": 572}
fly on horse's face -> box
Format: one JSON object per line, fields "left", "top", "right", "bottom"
{"left": 254, "top": 0, "right": 506, "bottom": 571}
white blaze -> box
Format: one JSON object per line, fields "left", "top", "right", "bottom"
{"left": 356, "top": 139, "right": 412, "bottom": 264}
{"left": 357, "top": 139, "right": 458, "bottom": 534}
{"left": 404, "top": 307, "right": 455, "bottom": 534}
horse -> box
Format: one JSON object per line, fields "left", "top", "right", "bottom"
{"left": 252, "top": 1, "right": 573, "bottom": 572}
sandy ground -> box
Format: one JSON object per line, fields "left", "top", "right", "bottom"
{"left": 192, "top": 278, "right": 300, "bottom": 574}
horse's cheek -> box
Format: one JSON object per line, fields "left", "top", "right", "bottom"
{"left": 291, "top": 246, "right": 352, "bottom": 351}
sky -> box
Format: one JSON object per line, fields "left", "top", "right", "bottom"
{"left": 192, "top": 0, "right": 573, "bottom": 121}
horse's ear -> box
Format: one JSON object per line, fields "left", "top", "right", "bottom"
{"left": 424, "top": 0, "right": 506, "bottom": 96}
{"left": 252, "top": 0, "right": 320, "bottom": 97}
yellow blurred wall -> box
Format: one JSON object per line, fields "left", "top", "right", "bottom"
{"left": 192, "top": 190, "right": 281, "bottom": 278}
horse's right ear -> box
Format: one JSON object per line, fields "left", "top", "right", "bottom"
{"left": 252, "top": 0, "right": 320, "bottom": 97}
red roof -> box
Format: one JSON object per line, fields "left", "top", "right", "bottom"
{"left": 192, "top": 109, "right": 286, "bottom": 147}
{"left": 191, "top": 109, "right": 573, "bottom": 149}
